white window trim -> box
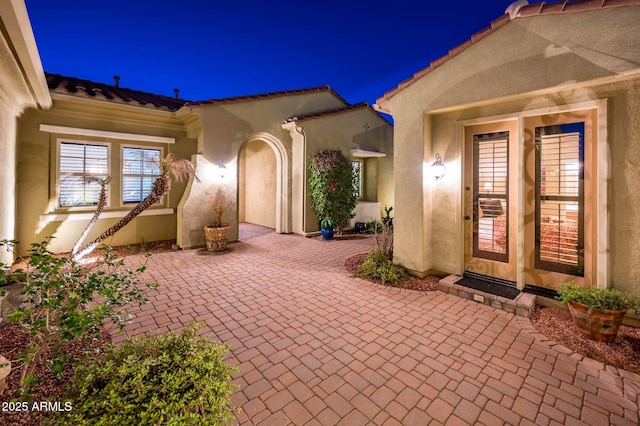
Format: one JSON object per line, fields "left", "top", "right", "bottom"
{"left": 120, "top": 144, "right": 164, "bottom": 207}
{"left": 57, "top": 139, "right": 111, "bottom": 210}
{"left": 41, "top": 124, "right": 175, "bottom": 144}
{"left": 40, "top": 208, "right": 174, "bottom": 223}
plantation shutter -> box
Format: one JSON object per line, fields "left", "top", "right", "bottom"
{"left": 473, "top": 132, "right": 509, "bottom": 262}
{"left": 122, "top": 147, "right": 161, "bottom": 203}
{"left": 59, "top": 142, "right": 108, "bottom": 207}
{"left": 535, "top": 124, "right": 584, "bottom": 274}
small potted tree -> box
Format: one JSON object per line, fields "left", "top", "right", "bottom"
{"left": 308, "top": 149, "right": 358, "bottom": 240}
{"left": 556, "top": 281, "right": 639, "bottom": 342}
{"left": 320, "top": 218, "right": 334, "bottom": 240}
{"left": 204, "top": 188, "right": 233, "bottom": 252}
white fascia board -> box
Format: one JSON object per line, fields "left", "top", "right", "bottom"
{"left": 39, "top": 124, "right": 175, "bottom": 144}
{"left": 1, "top": 0, "right": 52, "bottom": 109}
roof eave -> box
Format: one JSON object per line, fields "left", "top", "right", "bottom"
{"left": 1, "top": 0, "right": 52, "bottom": 110}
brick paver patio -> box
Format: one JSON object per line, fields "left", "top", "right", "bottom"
{"left": 113, "top": 224, "right": 640, "bottom": 425}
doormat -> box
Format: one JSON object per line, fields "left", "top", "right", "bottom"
{"left": 456, "top": 276, "right": 520, "bottom": 300}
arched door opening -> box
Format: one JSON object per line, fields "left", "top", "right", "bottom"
{"left": 238, "top": 139, "right": 277, "bottom": 230}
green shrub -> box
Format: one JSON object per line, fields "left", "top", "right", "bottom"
{"left": 0, "top": 238, "right": 155, "bottom": 394}
{"left": 556, "top": 281, "right": 639, "bottom": 314}
{"left": 357, "top": 249, "right": 408, "bottom": 285}
{"left": 308, "top": 149, "right": 358, "bottom": 233}
{"left": 46, "top": 324, "right": 239, "bottom": 426}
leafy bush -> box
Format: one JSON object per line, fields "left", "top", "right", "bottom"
{"left": 308, "top": 149, "right": 358, "bottom": 233}
{"left": 556, "top": 281, "right": 639, "bottom": 313}
{"left": 357, "top": 249, "right": 408, "bottom": 285}
{"left": 46, "top": 324, "right": 239, "bottom": 426}
{"left": 0, "top": 238, "right": 156, "bottom": 394}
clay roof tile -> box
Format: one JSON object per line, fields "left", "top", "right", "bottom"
{"left": 189, "top": 85, "right": 349, "bottom": 107}
{"left": 46, "top": 73, "right": 189, "bottom": 111}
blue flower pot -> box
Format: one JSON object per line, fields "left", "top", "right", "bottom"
{"left": 321, "top": 227, "right": 334, "bottom": 240}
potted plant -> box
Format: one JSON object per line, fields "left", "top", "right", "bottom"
{"left": 556, "top": 281, "right": 639, "bottom": 342}
{"left": 204, "top": 188, "right": 233, "bottom": 252}
{"left": 308, "top": 149, "right": 358, "bottom": 237}
{"left": 382, "top": 205, "right": 393, "bottom": 228}
{"left": 320, "top": 218, "right": 334, "bottom": 241}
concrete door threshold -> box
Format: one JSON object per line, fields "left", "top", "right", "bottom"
{"left": 439, "top": 275, "right": 536, "bottom": 318}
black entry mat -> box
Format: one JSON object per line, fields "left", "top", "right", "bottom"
{"left": 456, "top": 276, "right": 520, "bottom": 300}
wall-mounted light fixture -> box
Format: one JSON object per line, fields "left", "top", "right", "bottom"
{"left": 431, "top": 153, "right": 445, "bottom": 180}
{"left": 218, "top": 161, "right": 227, "bottom": 179}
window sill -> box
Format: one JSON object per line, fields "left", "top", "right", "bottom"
{"left": 40, "top": 208, "right": 174, "bottom": 222}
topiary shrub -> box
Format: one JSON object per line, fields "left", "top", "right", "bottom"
{"left": 308, "top": 149, "right": 358, "bottom": 233}
{"left": 46, "top": 324, "right": 239, "bottom": 425}
{"left": 357, "top": 248, "right": 408, "bottom": 285}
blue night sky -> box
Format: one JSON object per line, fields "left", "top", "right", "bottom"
{"left": 25, "top": 0, "right": 513, "bottom": 105}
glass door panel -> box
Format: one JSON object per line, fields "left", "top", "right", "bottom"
{"left": 473, "top": 133, "right": 509, "bottom": 262}
{"left": 535, "top": 123, "right": 584, "bottom": 275}
{"left": 524, "top": 110, "right": 595, "bottom": 289}
{"left": 464, "top": 121, "right": 517, "bottom": 283}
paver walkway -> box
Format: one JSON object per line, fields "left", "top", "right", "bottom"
{"left": 113, "top": 224, "right": 640, "bottom": 425}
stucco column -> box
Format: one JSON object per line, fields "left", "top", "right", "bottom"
{"left": 282, "top": 122, "right": 306, "bottom": 235}
{"left": 0, "top": 108, "right": 17, "bottom": 265}
{"left": 0, "top": 0, "right": 52, "bottom": 263}
{"left": 393, "top": 116, "right": 431, "bottom": 276}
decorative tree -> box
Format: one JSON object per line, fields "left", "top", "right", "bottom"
{"left": 72, "top": 153, "right": 194, "bottom": 261}
{"left": 308, "top": 149, "right": 358, "bottom": 233}
{"left": 206, "top": 188, "right": 234, "bottom": 227}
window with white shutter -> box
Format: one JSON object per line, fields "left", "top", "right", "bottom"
{"left": 59, "top": 142, "right": 109, "bottom": 207}
{"left": 122, "top": 147, "right": 161, "bottom": 204}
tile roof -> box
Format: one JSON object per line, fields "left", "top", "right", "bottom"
{"left": 377, "top": 0, "right": 640, "bottom": 104}
{"left": 46, "top": 73, "right": 190, "bottom": 111}
{"left": 285, "top": 102, "right": 373, "bottom": 123}
{"left": 188, "top": 85, "right": 349, "bottom": 107}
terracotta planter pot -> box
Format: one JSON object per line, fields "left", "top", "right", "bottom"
{"left": 567, "top": 301, "right": 627, "bottom": 342}
{"left": 204, "top": 225, "right": 230, "bottom": 252}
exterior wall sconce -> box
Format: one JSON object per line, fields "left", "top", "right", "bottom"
{"left": 431, "top": 153, "right": 445, "bottom": 180}
{"left": 218, "top": 161, "right": 227, "bottom": 179}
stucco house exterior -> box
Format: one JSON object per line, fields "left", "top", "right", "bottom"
{"left": 177, "top": 90, "right": 392, "bottom": 249}
{"left": 375, "top": 0, "right": 640, "bottom": 297}
{"left": 0, "top": 0, "right": 51, "bottom": 264}
{"left": 1, "top": 1, "right": 393, "bottom": 258}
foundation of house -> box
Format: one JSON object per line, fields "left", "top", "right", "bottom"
{"left": 439, "top": 275, "right": 536, "bottom": 318}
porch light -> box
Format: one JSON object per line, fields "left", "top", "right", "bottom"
{"left": 218, "top": 161, "right": 227, "bottom": 179}
{"left": 431, "top": 153, "right": 445, "bottom": 180}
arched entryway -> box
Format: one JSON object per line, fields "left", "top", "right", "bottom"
{"left": 237, "top": 133, "right": 290, "bottom": 234}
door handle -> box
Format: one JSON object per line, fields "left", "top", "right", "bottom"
{"left": 464, "top": 216, "right": 471, "bottom": 221}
